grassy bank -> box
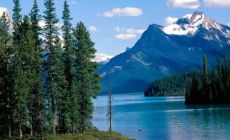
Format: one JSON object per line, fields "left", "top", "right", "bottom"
{"left": 47, "top": 131, "right": 133, "bottom": 140}
{"left": 1, "top": 130, "right": 133, "bottom": 140}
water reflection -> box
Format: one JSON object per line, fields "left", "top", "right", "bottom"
{"left": 93, "top": 93, "right": 230, "bottom": 140}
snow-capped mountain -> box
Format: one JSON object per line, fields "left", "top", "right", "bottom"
{"left": 162, "top": 12, "right": 230, "bottom": 43}
{"left": 99, "top": 11, "right": 230, "bottom": 94}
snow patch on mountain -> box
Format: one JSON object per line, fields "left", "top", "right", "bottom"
{"left": 162, "top": 11, "right": 230, "bottom": 38}
{"left": 162, "top": 23, "right": 198, "bottom": 35}
{"left": 129, "top": 52, "right": 152, "bottom": 66}
{"left": 93, "top": 53, "right": 113, "bottom": 63}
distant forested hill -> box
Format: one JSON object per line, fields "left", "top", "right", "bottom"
{"left": 144, "top": 73, "right": 194, "bottom": 96}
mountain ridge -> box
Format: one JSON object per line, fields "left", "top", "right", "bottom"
{"left": 99, "top": 11, "right": 230, "bottom": 94}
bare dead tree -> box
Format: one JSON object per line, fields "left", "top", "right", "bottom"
{"left": 106, "top": 70, "right": 112, "bottom": 132}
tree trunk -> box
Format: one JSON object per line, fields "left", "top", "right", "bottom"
{"left": 39, "top": 114, "right": 44, "bottom": 140}
{"left": 72, "top": 122, "right": 75, "bottom": 135}
{"left": 30, "top": 117, "right": 33, "bottom": 137}
{"left": 7, "top": 90, "right": 11, "bottom": 138}
{"left": 51, "top": 90, "right": 56, "bottom": 135}
{"left": 52, "top": 116, "right": 56, "bottom": 135}
{"left": 19, "top": 124, "right": 23, "bottom": 140}
{"left": 8, "top": 124, "right": 11, "bottom": 138}
{"left": 30, "top": 98, "right": 33, "bottom": 137}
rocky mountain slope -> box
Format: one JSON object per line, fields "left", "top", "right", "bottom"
{"left": 99, "top": 11, "right": 230, "bottom": 94}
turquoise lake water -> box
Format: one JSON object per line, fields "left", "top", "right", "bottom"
{"left": 92, "top": 93, "right": 230, "bottom": 140}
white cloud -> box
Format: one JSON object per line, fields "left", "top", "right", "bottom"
{"left": 204, "top": 0, "right": 230, "bottom": 8}
{"left": 0, "top": 7, "right": 11, "bottom": 22}
{"left": 101, "top": 7, "right": 143, "bottom": 17}
{"left": 0, "top": 7, "right": 8, "bottom": 16}
{"left": 38, "top": 20, "right": 62, "bottom": 29}
{"left": 164, "top": 16, "right": 178, "bottom": 26}
{"left": 114, "top": 26, "right": 145, "bottom": 40}
{"left": 0, "top": 7, "right": 13, "bottom": 32}
{"left": 115, "top": 34, "right": 137, "bottom": 40}
{"left": 38, "top": 20, "right": 46, "bottom": 28}
{"left": 89, "top": 26, "right": 98, "bottom": 32}
{"left": 167, "top": 0, "right": 200, "bottom": 9}
{"left": 115, "top": 26, "right": 145, "bottom": 34}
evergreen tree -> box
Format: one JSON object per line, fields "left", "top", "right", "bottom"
{"left": 29, "top": 1, "right": 45, "bottom": 138}
{"left": 73, "top": 22, "right": 100, "bottom": 132}
{"left": 60, "top": 0, "right": 73, "bottom": 133}
{"left": 43, "top": 0, "right": 64, "bottom": 135}
{"left": 201, "top": 54, "right": 210, "bottom": 103}
{"left": 211, "top": 69, "right": 218, "bottom": 103}
{"left": 0, "top": 12, "right": 13, "bottom": 137}
{"left": 30, "top": 0, "right": 42, "bottom": 47}
{"left": 185, "top": 71, "right": 200, "bottom": 104}
{"left": 12, "top": 16, "right": 39, "bottom": 139}
{"left": 185, "top": 55, "right": 230, "bottom": 104}
{"left": 12, "top": 0, "right": 22, "bottom": 45}
{"left": 12, "top": 1, "right": 30, "bottom": 139}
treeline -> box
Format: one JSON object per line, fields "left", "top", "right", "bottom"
{"left": 0, "top": 0, "right": 100, "bottom": 139}
{"left": 185, "top": 55, "right": 230, "bottom": 104}
{"left": 144, "top": 73, "right": 193, "bottom": 96}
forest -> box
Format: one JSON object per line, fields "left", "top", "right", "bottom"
{"left": 185, "top": 55, "right": 230, "bottom": 104}
{"left": 145, "top": 54, "right": 230, "bottom": 105}
{"left": 144, "top": 73, "right": 193, "bottom": 97}
{"left": 0, "top": 0, "right": 100, "bottom": 139}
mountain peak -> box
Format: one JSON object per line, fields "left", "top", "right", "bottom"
{"left": 162, "top": 11, "right": 226, "bottom": 36}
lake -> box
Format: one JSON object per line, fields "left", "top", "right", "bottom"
{"left": 92, "top": 93, "right": 230, "bottom": 140}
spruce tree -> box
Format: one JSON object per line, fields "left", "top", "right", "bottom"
{"left": 0, "top": 12, "right": 13, "bottom": 137}
{"left": 30, "top": 0, "right": 42, "bottom": 47}
{"left": 201, "top": 54, "right": 210, "bottom": 102}
{"left": 29, "top": 1, "right": 45, "bottom": 138}
{"left": 12, "top": 16, "right": 38, "bottom": 139}
{"left": 43, "top": 0, "right": 64, "bottom": 134}
{"left": 73, "top": 22, "right": 100, "bottom": 132}
{"left": 12, "top": 1, "right": 30, "bottom": 139}
{"left": 12, "top": 0, "right": 22, "bottom": 45}
{"left": 186, "top": 71, "right": 200, "bottom": 104}
{"left": 211, "top": 69, "right": 218, "bottom": 103}
{"left": 60, "top": 0, "right": 73, "bottom": 133}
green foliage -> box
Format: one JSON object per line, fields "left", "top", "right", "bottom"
{"left": 12, "top": 0, "right": 22, "bottom": 45}
{"left": 46, "top": 130, "right": 132, "bottom": 140}
{"left": 43, "top": 0, "right": 65, "bottom": 135}
{"left": 59, "top": 0, "right": 74, "bottom": 133}
{"left": 73, "top": 22, "right": 100, "bottom": 132}
{"left": 0, "top": 12, "right": 13, "bottom": 137}
{"left": 145, "top": 73, "right": 193, "bottom": 96}
{"left": 186, "top": 55, "right": 230, "bottom": 104}
{"left": 29, "top": 0, "right": 45, "bottom": 137}
{"left": 30, "top": 0, "right": 42, "bottom": 47}
{"left": 0, "top": 0, "right": 100, "bottom": 139}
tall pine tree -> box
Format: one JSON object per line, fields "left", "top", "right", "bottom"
{"left": 0, "top": 12, "right": 13, "bottom": 138}
{"left": 29, "top": 0, "right": 45, "bottom": 138}
{"left": 43, "top": 0, "right": 64, "bottom": 135}
{"left": 12, "top": 0, "right": 22, "bottom": 45}
{"left": 60, "top": 0, "right": 74, "bottom": 134}
{"left": 12, "top": 16, "right": 34, "bottom": 139}
{"left": 73, "top": 22, "right": 100, "bottom": 132}
{"left": 201, "top": 54, "right": 210, "bottom": 103}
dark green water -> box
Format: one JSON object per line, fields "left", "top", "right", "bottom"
{"left": 92, "top": 93, "right": 230, "bottom": 140}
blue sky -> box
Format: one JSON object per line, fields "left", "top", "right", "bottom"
{"left": 0, "top": 0, "right": 230, "bottom": 57}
